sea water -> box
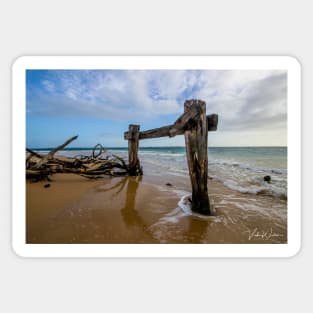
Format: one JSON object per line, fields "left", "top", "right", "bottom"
{"left": 37, "top": 146, "right": 287, "bottom": 200}
{"left": 120, "top": 146, "right": 286, "bottom": 199}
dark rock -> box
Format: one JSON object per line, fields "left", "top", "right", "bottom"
{"left": 263, "top": 175, "right": 271, "bottom": 183}
{"left": 44, "top": 183, "right": 51, "bottom": 188}
{"left": 165, "top": 182, "right": 173, "bottom": 187}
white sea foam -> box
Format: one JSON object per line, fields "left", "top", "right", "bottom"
{"left": 143, "top": 151, "right": 287, "bottom": 199}
{"left": 223, "top": 180, "right": 265, "bottom": 194}
{"left": 177, "top": 194, "right": 192, "bottom": 215}
{"left": 221, "top": 178, "right": 287, "bottom": 198}
{"left": 150, "top": 194, "right": 221, "bottom": 236}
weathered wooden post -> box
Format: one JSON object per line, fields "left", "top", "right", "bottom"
{"left": 124, "top": 99, "right": 217, "bottom": 213}
{"left": 184, "top": 99, "right": 211, "bottom": 215}
{"left": 126, "top": 124, "right": 142, "bottom": 176}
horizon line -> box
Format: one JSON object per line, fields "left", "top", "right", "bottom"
{"left": 29, "top": 145, "right": 288, "bottom": 150}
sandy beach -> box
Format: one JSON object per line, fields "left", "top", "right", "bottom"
{"left": 26, "top": 160, "right": 287, "bottom": 244}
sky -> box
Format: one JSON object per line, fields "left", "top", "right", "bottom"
{"left": 26, "top": 69, "right": 287, "bottom": 148}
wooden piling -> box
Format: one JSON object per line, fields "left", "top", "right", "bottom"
{"left": 184, "top": 100, "right": 211, "bottom": 215}
{"left": 127, "top": 124, "right": 142, "bottom": 176}
{"left": 124, "top": 99, "right": 217, "bottom": 214}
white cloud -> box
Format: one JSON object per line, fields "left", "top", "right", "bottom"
{"left": 41, "top": 80, "right": 55, "bottom": 92}
{"left": 29, "top": 69, "right": 287, "bottom": 133}
{"left": 193, "top": 70, "right": 287, "bottom": 131}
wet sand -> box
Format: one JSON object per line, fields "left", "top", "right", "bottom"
{"left": 26, "top": 167, "right": 287, "bottom": 244}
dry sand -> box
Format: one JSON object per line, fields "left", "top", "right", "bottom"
{"left": 26, "top": 170, "right": 287, "bottom": 244}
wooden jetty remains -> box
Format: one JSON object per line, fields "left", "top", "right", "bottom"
{"left": 124, "top": 99, "right": 218, "bottom": 215}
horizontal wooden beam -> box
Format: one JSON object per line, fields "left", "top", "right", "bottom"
{"left": 124, "top": 124, "right": 177, "bottom": 140}
{"left": 124, "top": 113, "right": 218, "bottom": 141}
{"left": 139, "top": 125, "right": 172, "bottom": 140}
{"left": 207, "top": 114, "right": 218, "bottom": 131}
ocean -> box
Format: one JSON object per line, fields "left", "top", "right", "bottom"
{"left": 38, "top": 146, "right": 287, "bottom": 200}
{"left": 140, "top": 146, "right": 287, "bottom": 199}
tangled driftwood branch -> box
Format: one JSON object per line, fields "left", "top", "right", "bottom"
{"left": 26, "top": 135, "right": 130, "bottom": 181}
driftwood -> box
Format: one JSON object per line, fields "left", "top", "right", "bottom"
{"left": 92, "top": 143, "right": 106, "bottom": 159}
{"left": 26, "top": 135, "right": 130, "bottom": 181}
{"left": 26, "top": 148, "right": 43, "bottom": 159}
{"left": 33, "top": 135, "right": 78, "bottom": 169}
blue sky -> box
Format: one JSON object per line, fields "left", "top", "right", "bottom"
{"left": 26, "top": 69, "right": 287, "bottom": 148}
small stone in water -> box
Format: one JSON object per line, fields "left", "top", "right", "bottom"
{"left": 166, "top": 182, "right": 173, "bottom": 187}
{"left": 264, "top": 175, "right": 271, "bottom": 183}
{"left": 44, "top": 183, "right": 51, "bottom": 188}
